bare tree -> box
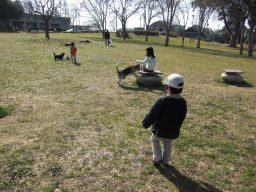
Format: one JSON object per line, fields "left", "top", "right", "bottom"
{"left": 61, "top": 0, "right": 69, "bottom": 17}
{"left": 23, "top": 0, "right": 38, "bottom": 30}
{"left": 70, "top": 3, "right": 80, "bottom": 28}
{"left": 142, "top": 0, "right": 160, "bottom": 41}
{"left": 111, "top": 0, "right": 142, "bottom": 39}
{"left": 192, "top": 0, "right": 215, "bottom": 48}
{"left": 156, "top": 0, "right": 180, "bottom": 46}
{"left": 176, "top": 0, "right": 190, "bottom": 47}
{"left": 81, "top": 0, "right": 110, "bottom": 37}
{"left": 23, "top": 0, "right": 61, "bottom": 39}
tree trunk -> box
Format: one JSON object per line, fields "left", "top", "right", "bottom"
{"left": 197, "top": 26, "right": 201, "bottom": 48}
{"left": 239, "top": 22, "right": 245, "bottom": 55}
{"left": 165, "top": 33, "right": 169, "bottom": 46}
{"left": 145, "top": 26, "right": 149, "bottom": 42}
{"left": 248, "top": 26, "right": 254, "bottom": 57}
{"left": 182, "top": 33, "right": 185, "bottom": 47}
{"left": 45, "top": 20, "right": 50, "bottom": 39}
{"left": 122, "top": 22, "right": 126, "bottom": 40}
{"left": 229, "top": 33, "right": 237, "bottom": 47}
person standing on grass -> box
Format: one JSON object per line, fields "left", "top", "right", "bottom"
{"left": 104, "top": 30, "right": 110, "bottom": 46}
{"left": 141, "top": 47, "right": 156, "bottom": 72}
{"left": 70, "top": 42, "right": 77, "bottom": 63}
{"left": 142, "top": 74, "right": 187, "bottom": 166}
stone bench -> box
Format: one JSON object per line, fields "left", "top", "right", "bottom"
{"left": 221, "top": 69, "right": 244, "bottom": 83}
{"left": 136, "top": 70, "right": 163, "bottom": 86}
{"left": 135, "top": 60, "right": 163, "bottom": 86}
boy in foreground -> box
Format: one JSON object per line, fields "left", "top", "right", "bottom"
{"left": 142, "top": 74, "right": 187, "bottom": 166}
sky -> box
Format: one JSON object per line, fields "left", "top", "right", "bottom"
{"left": 66, "top": 0, "right": 224, "bottom": 31}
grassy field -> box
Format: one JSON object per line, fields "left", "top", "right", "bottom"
{"left": 0, "top": 32, "right": 255, "bottom": 192}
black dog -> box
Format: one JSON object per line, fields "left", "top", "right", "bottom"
{"left": 53, "top": 52, "right": 65, "bottom": 61}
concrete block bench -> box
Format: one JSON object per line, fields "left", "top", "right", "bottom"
{"left": 221, "top": 69, "right": 244, "bottom": 83}
{"left": 136, "top": 70, "right": 163, "bottom": 86}
{"left": 135, "top": 60, "right": 163, "bottom": 86}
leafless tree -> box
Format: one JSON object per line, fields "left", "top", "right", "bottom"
{"left": 60, "top": 0, "right": 69, "bottom": 18}
{"left": 111, "top": 0, "right": 142, "bottom": 39}
{"left": 23, "top": 0, "right": 61, "bottom": 39}
{"left": 23, "top": 0, "right": 38, "bottom": 30}
{"left": 70, "top": 3, "right": 80, "bottom": 28}
{"left": 156, "top": 0, "right": 180, "bottom": 46}
{"left": 142, "top": 0, "right": 160, "bottom": 41}
{"left": 176, "top": 0, "right": 190, "bottom": 47}
{"left": 192, "top": 0, "right": 215, "bottom": 48}
{"left": 81, "top": 0, "right": 110, "bottom": 36}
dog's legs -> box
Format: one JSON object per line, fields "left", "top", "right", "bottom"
{"left": 118, "top": 78, "right": 122, "bottom": 86}
{"left": 133, "top": 73, "right": 139, "bottom": 79}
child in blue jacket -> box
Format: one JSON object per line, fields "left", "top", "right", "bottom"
{"left": 142, "top": 74, "right": 187, "bottom": 166}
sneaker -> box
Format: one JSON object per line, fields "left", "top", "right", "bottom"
{"left": 152, "top": 160, "right": 161, "bottom": 166}
{"left": 160, "top": 160, "right": 169, "bottom": 167}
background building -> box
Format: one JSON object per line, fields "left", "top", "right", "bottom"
{"left": 0, "top": 13, "right": 70, "bottom": 31}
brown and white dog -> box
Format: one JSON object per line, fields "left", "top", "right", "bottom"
{"left": 116, "top": 64, "right": 140, "bottom": 86}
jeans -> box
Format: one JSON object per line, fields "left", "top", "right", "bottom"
{"left": 151, "top": 134, "right": 173, "bottom": 164}
{"left": 105, "top": 39, "right": 109, "bottom": 46}
{"left": 71, "top": 54, "right": 76, "bottom": 63}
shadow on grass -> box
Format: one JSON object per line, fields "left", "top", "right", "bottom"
{"left": 157, "top": 165, "right": 221, "bottom": 192}
{"left": 120, "top": 84, "right": 165, "bottom": 94}
{"left": 215, "top": 78, "right": 254, "bottom": 88}
{"left": 73, "top": 62, "right": 81, "bottom": 66}
{"left": 92, "top": 37, "right": 255, "bottom": 60}
{"left": 223, "top": 81, "right": 254, "bottom": 87}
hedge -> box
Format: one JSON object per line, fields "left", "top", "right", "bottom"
{"left": 116, "top": 31, "right": 129, "bottom": 38}
{"left": 161, "top": 31, "right": 178, "bottom": 38}
{"left": 134, "top": 30, "right": 159, "bottom": 36}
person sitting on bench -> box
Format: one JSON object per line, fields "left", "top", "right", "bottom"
{"left": 141, "top": 47, "right": 156, "bottom": 72}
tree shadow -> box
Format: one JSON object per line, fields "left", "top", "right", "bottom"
{"left": 120, "top": 84, "right": 165, "bottom": 94}
{"left": 112, "top": 38, "right": 255, "bottom": 60}
{"left": 156, "top": 165, "right": 221, "bottom": 192}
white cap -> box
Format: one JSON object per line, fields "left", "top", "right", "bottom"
{"left": 164, "top": 73, "right": 184, "bottom": 89}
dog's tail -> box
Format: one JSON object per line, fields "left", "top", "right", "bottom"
{"left": 53, "top": 52, "right": 55, "bottom": 56}
{"left": 116, "top": 64, "right": 120, "bottom": 72}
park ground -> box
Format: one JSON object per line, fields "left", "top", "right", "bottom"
{"left": 0, "top": 32, "right": 255, "bottom": 192}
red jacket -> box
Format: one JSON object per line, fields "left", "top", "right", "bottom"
{"left": 70, "top": 46, "right": 77, "bottom": 55}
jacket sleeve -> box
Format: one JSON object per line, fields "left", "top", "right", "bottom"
{"left": 142, "top": 99, "right": 161, "bottom": 129}
{"left": 178, "top": 100, "right": 187, "bottom": 126}
{"left": 143, "top": 57, "right": 148, "bottom": 63}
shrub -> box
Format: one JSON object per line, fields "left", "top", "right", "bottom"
{"left": 134, "top": 30, "right": 159, "bottom": 36}
{"left": 214, "top": 32, "right": 230, "bottom": 43}
{"left": 56, "top": 27, "right": 65, "bottom": 32}
{"left": 116, "top": 30, "right": 129, "bottom": 38}
{"left": 0, "top": 105, "right": 15, "bottom": 118}
{"left": 161, "top": 31, "right": 177, "bottom": 38}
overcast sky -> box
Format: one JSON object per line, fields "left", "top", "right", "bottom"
{"left": 66, "top": 0, "right": 224, "bottom": 31}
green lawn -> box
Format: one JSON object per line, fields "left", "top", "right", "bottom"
{"left": 0, "top": 32, "right": 255, "bottom": 192}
